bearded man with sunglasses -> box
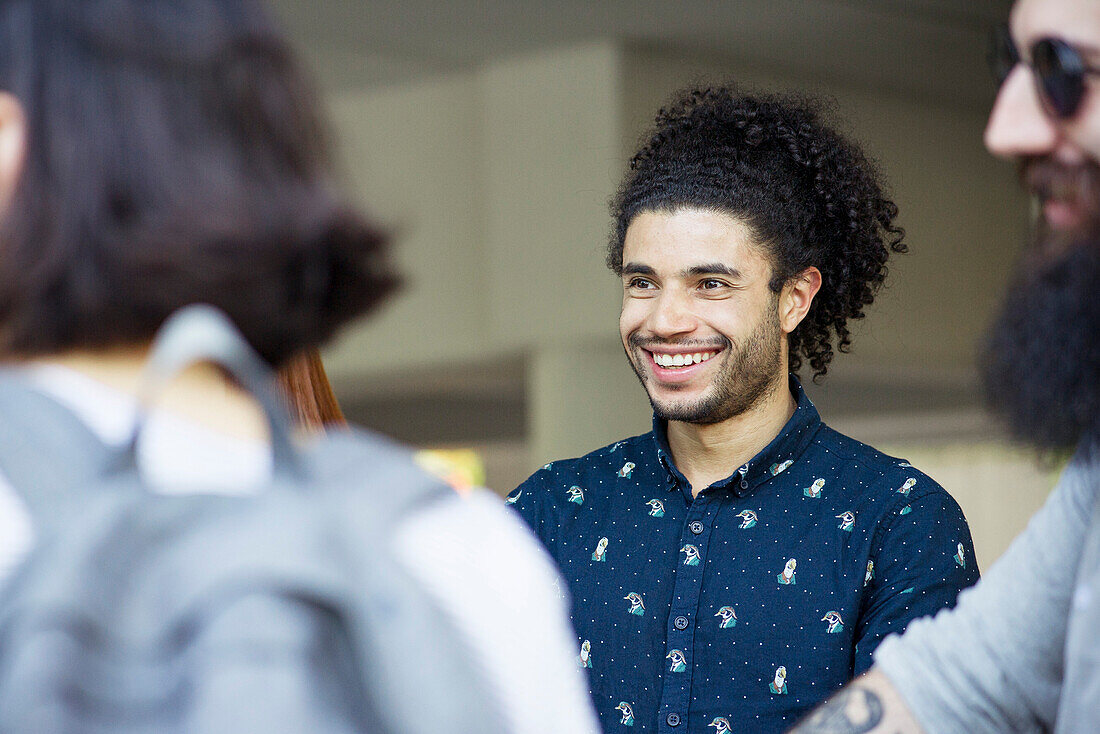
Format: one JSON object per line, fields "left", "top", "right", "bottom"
{"left": 791, "top": 0, "right": 1100, "bottom": 732}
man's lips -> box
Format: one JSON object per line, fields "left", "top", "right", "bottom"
{"left": 1043, "top": 198, "right": 1086, "bottom": 231}
{"left": 1023, "top": 157, "right": 1100, "bottom": 233}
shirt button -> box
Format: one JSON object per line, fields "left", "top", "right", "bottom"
{"left": 689, "top": 520, "right": 704, "bottom": 535}
{"left": 740, "top": 479, "right": 748, "bottom": 489}
{"left": 673, "top": 615, "right": 689, "bottom": 630}
{"left": 666, "top": 713, "right": 681, "bottom": 727}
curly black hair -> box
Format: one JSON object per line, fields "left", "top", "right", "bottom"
{"left": 609, "top": 86, "right": 905, "bottom": 379}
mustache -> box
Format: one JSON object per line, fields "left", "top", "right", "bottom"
{"left": 1019, "top": 155, "right": 1100, "bottom": 205}
{"left": 628, "top": 334, "right": 729, "bottom": 351}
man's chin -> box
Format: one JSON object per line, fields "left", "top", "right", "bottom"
{"left": 652, "top": 403, "right": 725, "bottom": 426}
{"left": 648, "top": 391, "right": 714, "bottom": 424}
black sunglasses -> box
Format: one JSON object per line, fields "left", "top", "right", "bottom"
{"left": 989, "top": 23, "right": 1100, "bottom": 119}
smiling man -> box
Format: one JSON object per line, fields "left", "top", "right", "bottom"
{"left": 507, "top": 87, "right": 978, "bottom": 733}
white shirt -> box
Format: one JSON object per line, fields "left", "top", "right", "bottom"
{"left": 0, "top": 364, "right": 599, "bottom": 734}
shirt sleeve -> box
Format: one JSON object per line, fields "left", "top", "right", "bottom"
{"left": 873, "top": 449, "right": 1097, "bottom": 733}
{"left": 853, "top": 480, "right": 980, "bottom": 675}
{"left": 506, "top": 469, "right": 557, "bottom": 551}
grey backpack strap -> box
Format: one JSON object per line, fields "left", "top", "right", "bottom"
{"left": 127, "top": 304, "right": 303, "bottom": 480}
{"left": 0, "top": 373, "right": 113, "bottom": 519}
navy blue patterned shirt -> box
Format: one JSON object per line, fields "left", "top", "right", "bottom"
{"left": 507, "top": 377, "right": 978, "bottom": 733}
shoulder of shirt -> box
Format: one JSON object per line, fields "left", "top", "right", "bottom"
{"left": 812, "top": 423, "right": 947, "bottom": 494}
{"left": 518, "top": 432, "right": 652, "bottom": 487}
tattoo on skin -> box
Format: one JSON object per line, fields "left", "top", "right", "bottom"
{"left": 793, "top": 686, "right": 885, "bottom": 733}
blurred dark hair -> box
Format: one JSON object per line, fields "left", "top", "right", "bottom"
{"left": 0, "top": 0, "right": 398, "bottom": 365}
{"left": 610, "top": 86, "right": 905, "bottom": 378}
{"left": 982, "top": 240, "right": 1100, "bottom": 454}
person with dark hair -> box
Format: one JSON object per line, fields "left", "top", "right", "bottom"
{"left": 792, "top": 0, "right": 1100, "bottom": 732}
{"left": 0, "top": 1, "right": 599, "bottom": 731}
{"left": 507, "top": 86, "right": 977, "bottom": 732}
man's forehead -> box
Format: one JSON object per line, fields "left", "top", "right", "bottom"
{"left": 622, "top": 208, "right": 770, "bottom": 265}
{"left": 1012, "top": 0, "right": 1100, "bottom": 50}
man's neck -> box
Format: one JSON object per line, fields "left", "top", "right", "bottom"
{"left": 27, "top": 347, "right": 268, "bottom": 440}
{"left": 666, "top": 375, "right": 796, "bottom": 498}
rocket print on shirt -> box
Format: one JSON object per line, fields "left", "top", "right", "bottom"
{"left": 737, "top": 509, "right": 758, "bottom": 529}
{"left": 715, "top": 606, "right": 737, "bottom": 628}
{"left": 666, "top": 649, "right": 687, "bottom": 673}
{"left": 567, "top": 485, "right": 585, "bottom": 505}
{"left": 592, "top": 537, "right": 608, "bottom": 562}
{"left": 579, "top": 640, "right": 592, "bottom": 668}
{"left": 681, "top": 544, "right": 701, "bottom": 566}
{"left": 953, "top": 542, "right": 966, "bottom": 568}
{"left": 864, "top": 560, "right": 874, "bottom": 586}
{"left": 821, "top": 611, "right": 844, "bottom": 634}
{"left": 770, "top": 666, "right": 788, "bottom": 694}
{"left": 803, "top": 478, "right": 825, "bottom": 498}
{"left": 778, "top": 558, "right": 797, "bottom": 585}
{"left": 769, "top": 459, "right": 793, "bottom": 476}
{"left": 616, "top": 702, "right": 635, "bottom": 726}
{"left": 897, "top": 477, "right": 916, "bottom": 496}
{"left": 617, "top": 461, "right": 635, "bottom": 478}
{"left": 504, "top": 489, "right": 521, "bottom": 505}
{"left": 646, "top": 499, "right": 665, "bottom": 517}
{"left": 624, "top": 592, "right": 645, "bottom": 616}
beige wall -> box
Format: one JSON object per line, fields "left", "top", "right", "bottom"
{"left": 324, "top": 73, "right": 491, "bottom": 369}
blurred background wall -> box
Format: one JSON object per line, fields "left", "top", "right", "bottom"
{"left": 270, "top": 0, "right": 1044, "bottom": 571}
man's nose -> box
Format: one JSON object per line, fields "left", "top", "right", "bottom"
{"left": 650, "top": 290, "right": 697, "bottom": 336}
{"left": 985, "top": 65, "right": 1059, "bottom": 159}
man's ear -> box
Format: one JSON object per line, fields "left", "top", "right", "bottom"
{"left": 778, "top": 267, "right": 822, "bottom": 335}
{"left": 0, "top": 92, "right": 26, "bottom": 212}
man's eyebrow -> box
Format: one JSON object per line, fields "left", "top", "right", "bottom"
{"left": 621, "top": 263, "right": 655, "bottom": 276}
{"left": 685, "top": 263, "right": 743, "bottom": 279}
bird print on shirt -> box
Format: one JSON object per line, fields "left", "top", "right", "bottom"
{"left": 715, "top": 606, "right": 737, "bottom": 629}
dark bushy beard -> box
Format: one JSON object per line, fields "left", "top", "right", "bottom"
{"left": 626, "top": 309, "right": 783, "bottom": 425}
{"left": 981, "top": 241, "right": 1100, "bottom": 450}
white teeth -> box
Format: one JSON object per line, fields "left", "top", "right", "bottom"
{"left": 653, "top": 351, "right": 716, "bottom": 368}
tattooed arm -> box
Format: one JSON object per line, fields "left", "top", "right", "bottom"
{"left": 789, "top": 669, "right": 924, "bottom": 734}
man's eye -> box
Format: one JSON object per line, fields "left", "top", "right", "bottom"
{"left": 701, "top": 279, "right": 726, "bottom": 289}
{"left": 627, "top": 278, "right": 654, "bottom": 289}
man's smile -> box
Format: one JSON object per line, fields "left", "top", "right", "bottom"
{"left": 638, "top": 345, "right": 726, "bottom": 386}
{"left": 647, "top": 349, "right": 719, "bottom": 369}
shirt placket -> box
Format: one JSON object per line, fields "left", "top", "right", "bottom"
{"left": 658, "top": 485, "right": 718, "bottom": 732}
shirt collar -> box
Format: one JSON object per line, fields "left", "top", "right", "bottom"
{"left": 650, "top": 374, "right": 822, "bottom": 498}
